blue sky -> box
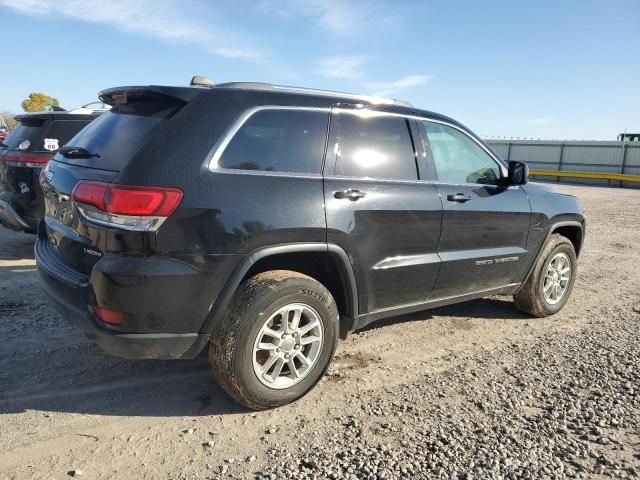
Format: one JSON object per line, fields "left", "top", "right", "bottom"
{"left": 0, "top": 0, "right": 638, "bottom": 140}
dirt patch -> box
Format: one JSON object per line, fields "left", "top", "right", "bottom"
{"left": 611, "top": 241, "right": 633, "bottom": 251}
{"left": 450, "top": 317, "right": 475, "bottom": 331}
{"left": 332, "top": 351, "right": 379, "bottom": 369}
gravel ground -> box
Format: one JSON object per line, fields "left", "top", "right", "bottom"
{"left": 0, "top": 183, "right": 639, "bottom": 479}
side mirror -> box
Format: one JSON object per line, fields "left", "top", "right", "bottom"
{"left": 507, "top": 160, "right": 528, "bottom": 185}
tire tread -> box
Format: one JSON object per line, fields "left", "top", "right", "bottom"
{"left": 209, "top": 270, "right": 337, "bottom": 410}
{"left": 514, "top": 234, "right": 576, "bottom": 317}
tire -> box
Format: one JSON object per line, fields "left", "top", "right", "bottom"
{"left": 514, "top": 233, "right": 577, "bottom": 317}
{"left": 209, "top": 270, "right": 339, "bottom": 410}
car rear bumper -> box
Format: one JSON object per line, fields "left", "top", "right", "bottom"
{"left": 35, "top": 225, "right": 210, "bottom": 360}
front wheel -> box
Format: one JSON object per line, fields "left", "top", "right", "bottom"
{"left": 209, "top": 270, "right": 339, "bottom": 410}
{"left": 514, "top": 234, "right": 577, "bottom": 317}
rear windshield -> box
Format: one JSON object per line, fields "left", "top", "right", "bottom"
{"left": 3, "top": 119, "right": 44, "bottom": 150}
{"left": 3, "top": 118, "right": 93, "bottom": 152}
{"left": 54, "top": 112, "right": 165, "bottom": 171}
{"left": 54, "top": 93, "right": 183, "bottom": 171}
{"left": 46, "top": 120, "right": 91, "bottom": 147}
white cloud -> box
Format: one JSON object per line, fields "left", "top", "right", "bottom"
{"left": 315, "top": 55, "right": 367, "bottom": 79}
{"left": 363, "top": 74, "right": 431, "bottom": 97}
{"left": 260, "top": 0, "right": 405, "bottom": 37}
{"left": 528, "top": 116, "right": 557, "bottom": 125}
{"left": 0, "top": 0, "right": 261, "bottom": 58}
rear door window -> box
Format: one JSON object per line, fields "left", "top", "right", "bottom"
{"left": 217, "top": 109, "right": 329, "bottom": 174}
{"left": 335, "top": 112, "right": 418, "bottom": 180}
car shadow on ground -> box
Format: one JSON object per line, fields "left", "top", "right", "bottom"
{"left": 0, "top": 341, "right": 245, "bottom": 417}
{"left": 0, "top": 296, "right": 529, "bottom": 419}
{"left": 0, "top": 230, "right": 35, "bottom": 261}
{"left": 0, "top": 230, "right": 244, "bottom": 417}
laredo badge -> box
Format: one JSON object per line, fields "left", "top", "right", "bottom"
{"left": 43, "top": 138, "right": 59, "bottom": 151}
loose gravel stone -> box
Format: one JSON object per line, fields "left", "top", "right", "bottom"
{"left": 255, "top": 312, "right": 640, "bottom": 479}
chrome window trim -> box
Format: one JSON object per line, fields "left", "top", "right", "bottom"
{"left": 328, "top": 174, "right": 430, "bottom": 186}
{"left": 206, "top": 105, "right": 331, "bottom": 173}
{"left": 206, "top": 104, "right": 507, "bottom": 179}
{"left": 204, "top": 169, "right": 323, "bottom": 180}
{"left": 328, "top": 175, "right": 514, "bottom": 189}
{"left": 430, "top": 180, "right": 521, "bottom": 189}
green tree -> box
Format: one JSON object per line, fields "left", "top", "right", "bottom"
{"left": 0, "top": 111, "right": 18, "bottom": 129}
{"left": 21, "top": 92, "right": 60, "bottom": 112}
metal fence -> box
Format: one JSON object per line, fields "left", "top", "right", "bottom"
{"left": 484, "top": 140, "right": 640, "bottom": 189}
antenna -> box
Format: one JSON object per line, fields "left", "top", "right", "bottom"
{"left": 190, "top": 76, "right": 215, "bottom": 87}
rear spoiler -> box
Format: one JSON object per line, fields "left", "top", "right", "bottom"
{"left": 98, "top": 85, "right": 204, "bottom": 106}
{"left": 14, "top": 111, "right": 102, "bottom": 122}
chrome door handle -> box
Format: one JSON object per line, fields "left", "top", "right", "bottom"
{"left": 447, "top": 193, "right": 471, "bottom": 203}
{"left": 334, "top": 189, "right": 366, "bottom": 201}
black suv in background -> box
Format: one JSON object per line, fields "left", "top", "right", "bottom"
{"left": 0, "top": 106, "right": 106, "bottom": 232}
{"left": 36, "top": 80, "right": 585, "bottom": 409}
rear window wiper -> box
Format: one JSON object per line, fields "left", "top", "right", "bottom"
{"left": 59, "top": 146, "right": 100, "bottom": 158}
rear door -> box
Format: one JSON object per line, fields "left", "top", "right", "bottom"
{"left": 324, "top": 107, "right": 442, "bottom": 315}
{"left": 416, "top": 120, "right": 531, "bottom": 298}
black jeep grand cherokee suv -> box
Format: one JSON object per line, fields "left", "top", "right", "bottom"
{"left": 37, "top": 81, "right": 585, "bottom": 409}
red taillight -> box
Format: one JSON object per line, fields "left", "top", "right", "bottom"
{"left": 72, "top": 181, "right": 183, "bottom": 216}
{"left": 72, "top": 182, "right": 108, "bottom": 211}
{"left": 2, "top": 154, "right": 50, "bottom": 164}
{"left": 94, "top": 306, "right": 123, "bottom": 325}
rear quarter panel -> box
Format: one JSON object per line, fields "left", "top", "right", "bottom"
{"left": 104, "top": 91, "right": 330, "bottom": 334}
{"left": 118, "top": 90, "right": 331, "bottom": 256}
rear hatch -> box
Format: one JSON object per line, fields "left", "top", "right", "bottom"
{"left": 0, "top": 115, "right": 52, "bottom": 173}
{"left": 40, "top": 86, "right": 199, "bottom": 275}
{"left": 1, "top": 112, "right": 102, "bottom": 223}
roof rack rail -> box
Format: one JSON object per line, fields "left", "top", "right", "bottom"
{"left": 68, "top": 102, "right": 111, "bottom": 115}
{"left": 214, "top": 82, "right": 413, "bottom": 107}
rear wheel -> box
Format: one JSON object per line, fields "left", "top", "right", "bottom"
{"left": 514, "top": 234, "right": 577, "bottom": 317}
{"left": 209, "top": 270, "right": 339, "bottom": 410}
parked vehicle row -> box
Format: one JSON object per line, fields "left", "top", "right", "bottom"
{"left": 6, "top": 77, "right": 585, "bottom": 409}
{"left": 0, "top": 105, "right": 107, "bottom": 232}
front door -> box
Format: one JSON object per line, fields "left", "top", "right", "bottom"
{"left": 416, "top": 120, "right": 531, "bottom": 298}
{"left": 323, "top": 108, "right": 442, "bottom": 315}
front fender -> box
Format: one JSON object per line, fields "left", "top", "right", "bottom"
{"left": 519, "top": 183, "right": 585, "bottom": 284}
